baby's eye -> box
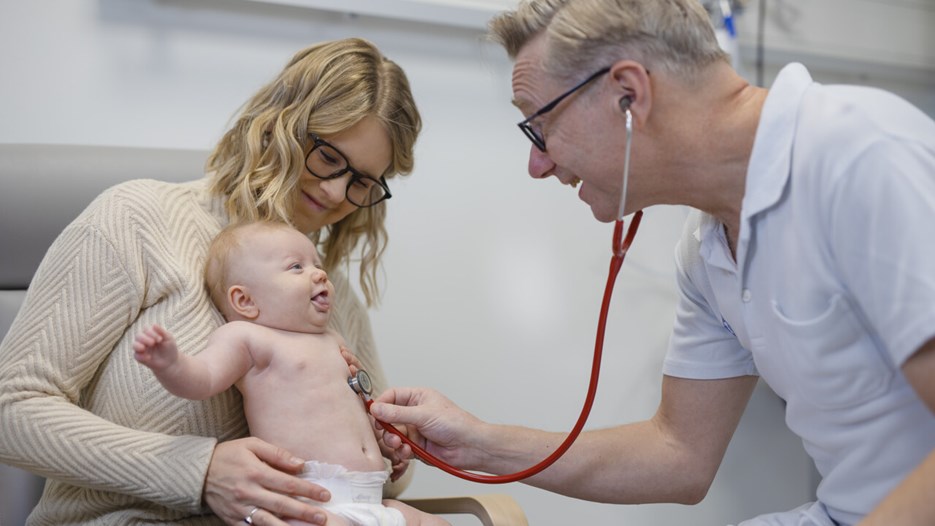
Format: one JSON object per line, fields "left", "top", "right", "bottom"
{"left": 289, "top": 263, "right": 302, "bottom": 271}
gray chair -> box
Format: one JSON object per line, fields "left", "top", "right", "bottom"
{"left": 0, "top": 143, "right": 527, "bottom": 526}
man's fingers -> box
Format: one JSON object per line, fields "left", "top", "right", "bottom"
{"left": 370, "top": 399, "right": 428, "bottom": 428}
{"left": 373, "top": 386, "right": 422, "bottom": 406}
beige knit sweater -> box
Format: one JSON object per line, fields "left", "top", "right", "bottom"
{"left": 0, "top": 178, "right": 399, "bottom": 524}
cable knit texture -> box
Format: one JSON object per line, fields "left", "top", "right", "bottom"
{"left": 0, "top": 178, "right": 392, "bottom": 525}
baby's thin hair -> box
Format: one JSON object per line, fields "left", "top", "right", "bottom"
{"left": 204, "top": 221, "right": 292, "bottom": 317}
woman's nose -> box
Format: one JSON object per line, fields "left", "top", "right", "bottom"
{"left": 527, "top": 144, "right": 556, "bottom": 180}
{"left": 318, "top": 175, "right": 349, "bottom": 204}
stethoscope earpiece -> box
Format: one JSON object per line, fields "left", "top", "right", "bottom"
{"left": 619, "top": 96, "right": 633, "bottom": 112}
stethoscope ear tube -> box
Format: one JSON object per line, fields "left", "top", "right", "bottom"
{"left": 618, "top": 108, "right": 633, "bottom": 221}
{"left": 368, "top": 212, "right": 643, "bottom": 483}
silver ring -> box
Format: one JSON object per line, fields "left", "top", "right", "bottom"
{"left": 243, "top": 506, "right": 260, "bottom": 525}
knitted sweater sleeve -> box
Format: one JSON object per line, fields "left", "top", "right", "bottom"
{"left": 0, "top": 182, "right": 219, "bottom": 514}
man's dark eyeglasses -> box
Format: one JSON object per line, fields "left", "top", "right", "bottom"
{"left": 305, "top": 134, "right": 392, "bottom": 208}
{"left": 517, "top": 67, "right": 611, "bottom": 152}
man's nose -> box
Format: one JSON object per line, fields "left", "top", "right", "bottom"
{"left": 528, "top": 144, "right": 556, "bottom": 180}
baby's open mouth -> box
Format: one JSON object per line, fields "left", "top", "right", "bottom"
{"left": 311, "top": 290, "right": 329, "bottom": 308}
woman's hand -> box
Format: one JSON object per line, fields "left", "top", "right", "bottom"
{"left": 340, "top": 345, "right": 361, "bottom": 376}
{"left": 204, "top": 438, "right": 331, "bottom": 525}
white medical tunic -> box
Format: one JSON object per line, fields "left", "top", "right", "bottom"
{"left": 663, "top": 63, "right": 935, "bottom": 525}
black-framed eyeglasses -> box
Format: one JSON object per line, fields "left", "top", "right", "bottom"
{"left": 305, "top": 134, "right": 392, "bottom": 208}
{"left": 517, "top": 66, "right": 611, "bottom": 152}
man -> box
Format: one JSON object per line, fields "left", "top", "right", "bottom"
{"left": 371, "top": 0, "right": 935, "bottom": 524}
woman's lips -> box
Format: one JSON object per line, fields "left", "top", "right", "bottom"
{"left": 302, "top": 190, "right": 327, "bottom": 212}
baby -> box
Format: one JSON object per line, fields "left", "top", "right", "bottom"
{"left": 134, "top": 221, "right": 446, "bottom": 526}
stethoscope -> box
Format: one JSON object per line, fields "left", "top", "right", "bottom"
{"left": 348, "top": 370, "right": 373, "bottom": 399}
{"left": 350, "top": 107, "right": 643, "bottom": 484}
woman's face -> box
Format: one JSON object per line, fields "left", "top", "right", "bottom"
{"left": 291, "top": 116, "right": 392, "bottom": 233}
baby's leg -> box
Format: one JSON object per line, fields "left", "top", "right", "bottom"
{"left": 383, "top": 500, "right": 451, "bottom": 526}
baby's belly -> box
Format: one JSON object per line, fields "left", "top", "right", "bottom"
{"left": 244, "top": 388, "right": 385, "bottom": 473}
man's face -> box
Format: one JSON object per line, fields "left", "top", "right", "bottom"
{"left": 511, "top": 34, "right": 631, "bottom": 223}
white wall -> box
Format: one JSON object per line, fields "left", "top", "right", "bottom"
{"left": 1, "top": 1, "right": 931, "bottom": 525}
{"left": 730, "top": 0, "right": 935, "bottom": 112}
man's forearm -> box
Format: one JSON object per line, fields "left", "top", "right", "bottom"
{"left": 473, "top": 375, "right": 757, "bottom": 504}
{"left": 474, "top": 420, "right": 710, "bottom": 504}
{"left": 859, "top": 448, "right": 935, "bottom": 525}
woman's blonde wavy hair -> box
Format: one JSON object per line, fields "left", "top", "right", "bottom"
{"left": 206, "top": 38, "right": 422, "bottom": 306}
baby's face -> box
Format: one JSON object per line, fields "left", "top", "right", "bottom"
{"left": 232, "top": 225, "right": 335, "bottom": 333}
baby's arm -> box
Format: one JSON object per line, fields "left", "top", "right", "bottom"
{"left": 133, "top": 323, "right": 253, "bottom": 400}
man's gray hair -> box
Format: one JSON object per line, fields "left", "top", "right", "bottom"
{"left": 489, "top": 0, "right": 728, "bottom": 83}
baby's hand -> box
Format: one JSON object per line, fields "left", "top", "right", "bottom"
{"left": 388, "top": 450, "right": 410, "bottom": 482}
{"left": 378, "top": 428, "right": 412, "bottom": 482}
{"left": 132, "top": 324, "right": 178, "bottom": 371}
{"left": 373, "top": 416, "right": 413, "bottom": 482}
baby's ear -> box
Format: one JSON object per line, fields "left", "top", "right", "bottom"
{"left": 228, "top": 285, "right": 259, "bottom": 319}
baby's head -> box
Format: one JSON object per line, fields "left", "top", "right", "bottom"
{"left": 204, "top": 221, "right": 335, "bottom": 333}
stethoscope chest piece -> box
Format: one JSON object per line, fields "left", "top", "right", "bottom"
{"left": 348, "top": 369, "right": 373, "bottom": 399}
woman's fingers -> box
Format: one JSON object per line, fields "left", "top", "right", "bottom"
{"left": 230, "top": 505, "right": 322, "bottom": 526}
{"left": 204, "top": 438, "right": 331, "bottom": 525}
{"left": 247, "top": 438, "right": 306, "bottom": 475}
{"left": 339, "top": 346, "right": 361, "bottom": 375}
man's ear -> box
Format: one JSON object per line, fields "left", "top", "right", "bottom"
{"left": 608, "top": 60, "right": 652, "bottom": 123}
{"left": 228, "top": 285, "right": 259, "bottom": 320}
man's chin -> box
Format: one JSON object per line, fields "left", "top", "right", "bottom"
{"left": 589, "top": 205, "right": 619, "bottom": 224}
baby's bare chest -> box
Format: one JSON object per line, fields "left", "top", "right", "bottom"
{"left": 262, "top": 332, "right": 348, "bottom": 382}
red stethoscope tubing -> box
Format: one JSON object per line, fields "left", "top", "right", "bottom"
{"left": 367, "top": 210, "right": 643, "bottom": 484}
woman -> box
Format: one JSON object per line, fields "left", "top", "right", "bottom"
{"left": 0, "top": 38, "right": 421, "bottom": 525}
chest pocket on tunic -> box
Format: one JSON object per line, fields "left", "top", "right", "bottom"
{"left": 771, "top": 293, "right": 894, "bottom": 410}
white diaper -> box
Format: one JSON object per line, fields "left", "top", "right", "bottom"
{"left": 298, "top": 460, "right": 406, "bottom": 526}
